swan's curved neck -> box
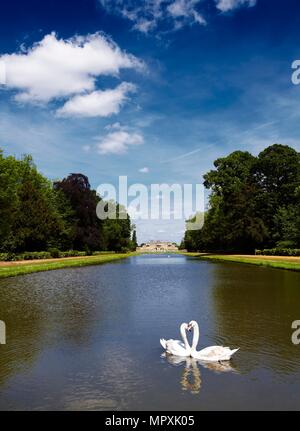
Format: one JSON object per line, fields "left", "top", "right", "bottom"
{"left": 180, "top": 325, "right": 190, "bottom": 351}
{"left": 191, "top": 323, "right": 199, "bottom": 351}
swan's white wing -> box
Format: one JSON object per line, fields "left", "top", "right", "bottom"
{"left": 160, "top": 338, "right": 185, "bottom": 350}
{"left": 197, "top": 346, "right": 222, "bottom": 355}
{"left": 193, "top": 346, "right": 239, "bottom": 361}
{"left": 160, "top": 338, "right": 167, "bottom": 349}
{"left": 165, "top": 339, "right": 190, "bottom": 357}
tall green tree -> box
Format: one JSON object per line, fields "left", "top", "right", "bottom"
{"left": 273, "top": 186, "right": 300, "bottom": 248}
{"left": 0, "top": 150, "right": 19, "bottom": 243}
{"left": 254, "top": 144, "right": 300, "bottom": 246}
{"left": 102, "top": 203, "right": 132, "bottom": 252}
{"left": 183, "top": 144, "right": 300, "bottom": 252}
{"left": 131, "top": 229, "right": 138, "bottom": 250}
{"left": 202, "top": 151, "right": 266, "bottom": 251}
{"left": 54, "top": 173, "right": 105, "bottom": 251}
{"left": 0, "top": 152, "right": 65, "bottom": 252}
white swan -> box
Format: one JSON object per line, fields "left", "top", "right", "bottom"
{"left": 160, "top": 322, "right": 191, "bottom": 356}
{"left": 188, "top": 320, "right": 239, "bottom": 362}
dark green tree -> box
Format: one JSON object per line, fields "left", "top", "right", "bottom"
{"left": 0, "top": 153, "right": 65, "bottom": 252}
{"left": 131, "top": 229, "right": 138, "bottom": 250}
{"left": 54, "top": 173, "right": 105, "bottom": 251}
{"left": 202, "top": 151, "right": 266, "bottom": 251}
{"left": 254, "top": 144, "right": 300, "bottom": 246}
{"left": 273, "top": 186, "right": 300, "bottom": 248}
{"left": 0, "top": 150, "right": 20, "bottom": 244}
{"left": 183, "top": 144, "right": 300, "bottom": 252}
{"left": 102, "top": 203, "right": 132, "bottom": 252}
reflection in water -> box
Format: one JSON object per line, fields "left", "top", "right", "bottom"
{"left": 210, "top": 263, "right": 300, "bottom": 375}
{"left": 199, "top": 360, "right": 237, "bottom": 374}
{"left": 0, "top": 254, "right": 300, "bottom": 410}
{"left": 181, "top": 359, "right": 202, "bottom": 395}
{"left": 0, "top": 269, "right": 100, "bottom": 389}
{"left": 162, "top": 354, "right": 202, "bottom": 394}
{"left": 162, "top": 353, "right": 237, "bottom": 394}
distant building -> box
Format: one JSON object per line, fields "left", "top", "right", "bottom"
{"left": 137, "top": 241, "right": 178, "bottom": 252}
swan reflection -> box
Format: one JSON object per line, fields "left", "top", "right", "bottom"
{"left": 162, "top": 354, "right": 201, "bottom": 394}
{"left": 162, "top": 353, "right": 237, "bottom": 394}
{"left": 199, "top": 359, "right": 237, "bottom": 374}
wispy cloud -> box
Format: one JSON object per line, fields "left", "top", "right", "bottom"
{"left": 161, "top": 147, "right": 205, "bottom": 163}
{"left": 139, "top": 166, "right": 149, "bottom": 173}
{"left": 99, "top": 0, "right": 257, "bottom": 33}
{"left": 99, "top": 0, "right": 206, "bottom": 34}
{"left": 215, "top": 0, "right": 257, "bottom": 13}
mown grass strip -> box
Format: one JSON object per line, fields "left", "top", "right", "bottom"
{"left": 0, "top": 253, "right": 132, "bottom": 279}
{"left": 181, "top": 253, "right": 300, "bottom": 272}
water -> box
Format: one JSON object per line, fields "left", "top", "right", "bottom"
{"left": 0, "top": 254, "right": 300, "bottom": 410}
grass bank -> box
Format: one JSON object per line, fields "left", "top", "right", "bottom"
{"left": 0, "top": 253, "right": 133, "bottom": 279}
{"left": 181, "top": 252, "right": 300, "bottom": 272}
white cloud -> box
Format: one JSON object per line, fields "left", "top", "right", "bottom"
{"left": 56, "top": 82, "right": 135, "bottom": 118}
{"left": 1, "top": 32, "right": 142, "bottom": 103}
{"left": 139, "top": 166, "right": 149, "bottom": 173}
{"left": 97, "top": 127, "right": 144, "bottom": 154}
{"left": 0, "top": 60, "right": 6, "bottom": 85}
{"left": 99, "top": 0, "right": 206, "bottom": 33}
{"left": 215, "top": 0, "right": 256, "bottom": 12}
{"left": 104, "top": 121, "right": 123, "bottom": 130}
{"left": 167, "top": 0, "right": 205, "bottom": 25}
{"left": 133, "top": 19, "right": 156, "bottom": 34}
{"left": 99, "top": 0, "right": 257, "bottom": 32}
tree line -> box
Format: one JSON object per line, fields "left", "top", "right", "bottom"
{"left": 182, "top": 144, "right": 300, "bottom": 253}
{"left": 0, "top": 149, "right": 138, "bottom": 254}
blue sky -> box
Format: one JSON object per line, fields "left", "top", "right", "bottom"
{"left": 1, "top": 0, "right": 300, "bottom": 243}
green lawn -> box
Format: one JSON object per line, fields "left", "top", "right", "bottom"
{"left": 0, "top": 253, "right": 133, "bottom": 279}
{"left": 181, "top": 252, "right": 300, "bottom": 272}
{"left": 2, "top": 251, "right": 299, "bottom": 279}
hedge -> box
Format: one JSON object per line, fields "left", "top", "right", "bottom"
{"left": 0, "top": 250, "right": 100, "bottom": 262}
{"left": 255, "top": 248, "right": 300, "bottom": 256}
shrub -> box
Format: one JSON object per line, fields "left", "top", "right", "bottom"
{"left": 5, "top": 252, "right": 17, "bottom": 261}
{"left": 59, "top": 250, "right": 86, "bottom": 258}
{"left": 256, "top": 248, "right": 300, "bottom": 256}
{"left": 0, "top": 253, "right": 9, "bottom": 261}
{"left": 22, "top": 251, "right": 51, "bottom": 260}
{"left": 0, "top": 251, "right": 52, "bottom": 261}
{"left": 48, "top": 248, "right": 61, "bottom": 258}
{"left": 119, "top": 247, "right": 130, "bottom": 253}
{"left": 0, "top": 249, "right": 111, "bottom": 262}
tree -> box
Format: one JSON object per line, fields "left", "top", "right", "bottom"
{"left": 54, "top": 173, "right": 105, "bottom": 251}
{"left": 0, "top": 153, "right": 64, "bottom": 252}
{"left": 131, "top": 229, "right": 138, "bottom": 251}
{"left": 0, "top": 149, "right": 136, "bottom": 254}
{"left": 202, "top": 151, "right": 266, "bottom": 251}
{"left": 182, "top": 144, "right": 300, "bottom": 253}
{"left": 273, "top": 187, "right": 300, "bottom": 248}
{"left": 254, "top": 144, "right": 300, "bottom": 246}
{"left": 102, "top": 203, "right": 132, "bottom": 252}
{"left": 49, "top": 188, "right": 76, "bottom": 250}
{"left": 0, "top": 150, "right": 20, "bottom": 244}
